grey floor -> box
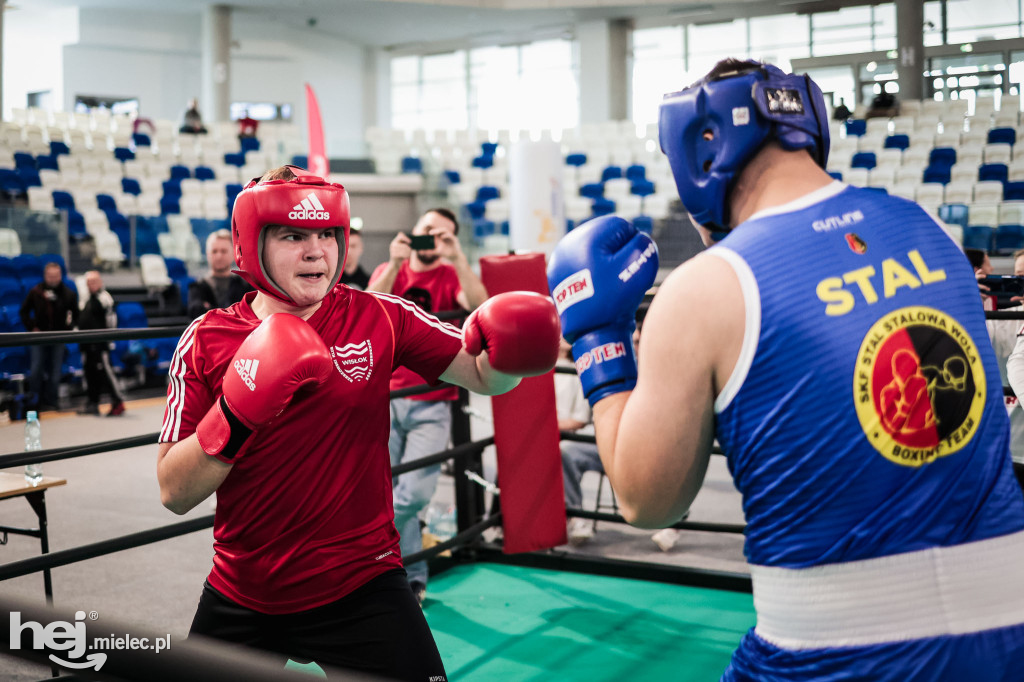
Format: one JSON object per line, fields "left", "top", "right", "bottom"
{"left": 0, "top": 392, "right": 747, "bottom": 681}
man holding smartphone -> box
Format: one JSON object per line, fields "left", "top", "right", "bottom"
{"left": 367, "top": 207, "right": 488, "bottom": 605}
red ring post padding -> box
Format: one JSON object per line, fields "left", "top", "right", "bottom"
{"left": 480, "top": 253, "right": 568, "bottom": 552}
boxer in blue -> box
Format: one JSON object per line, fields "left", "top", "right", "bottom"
{"left": 548, "top": 59, "right": 1024, "bottom": 681}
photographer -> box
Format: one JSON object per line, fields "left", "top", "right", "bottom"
{"left": 366, "top": 207, "right": 487, "bottom": 605}
{"left": 987, "top": 249, "right": 1024, "bottom": 492}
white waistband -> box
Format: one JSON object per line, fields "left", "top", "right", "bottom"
{"left": 751, "top": 530, "right": 1024, "bottom": 650}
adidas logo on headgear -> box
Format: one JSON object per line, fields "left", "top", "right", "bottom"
{"left": 234, "top": 358, "right": 259, "bottom": 391}
{"left": 289, "top": 192, "right": 331, "bottom": 220}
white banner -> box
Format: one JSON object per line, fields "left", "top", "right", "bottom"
{"left": 509, "top": 140, "right": 565, "bottom": 256}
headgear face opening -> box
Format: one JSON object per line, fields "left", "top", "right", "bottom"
{"left": 231, "top": 165, "right": 350, "bottom": 305}
{"left": 658, "top": 62, "right": 830, "bottom": 232}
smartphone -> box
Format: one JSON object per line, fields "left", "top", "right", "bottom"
{"left": 409, "top": 234, "right": 436, "bottom": 251}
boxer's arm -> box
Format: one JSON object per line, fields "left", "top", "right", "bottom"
{"left": 593, "top": 254, "right": 743, "bottom": 528}
{"left": 440, "top": 349, "right": 520, "bottom": 396}
{"left": 157, "top": 437, "right": 232, "bottom": 514}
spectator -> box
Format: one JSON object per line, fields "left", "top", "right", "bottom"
{"left": 20, "top": 262, "right": 78, "bottom": 412}
{"left": 180, "top": 97, "right": 207, "bottom": 135}
{"left": 237, "top": 109, "right": 259, "bottom": 140}
{"left": 831, "top": 97, "right": 852, "bottom": 121}
{"left": 187, "top": 230, "right": 253, "bottom": 319}
{"left": 366, "top": 207, "right": 488, "bottom": 604}
{"left": 995, "top": 249, "right": 1024, "bottom": 492}
{"left": 865, "top": 89, "right": 899, "bottom": 119}
{"left": 77, "top": 270, "right": 126, "bottom": 417}
{"left": 339, "top": 228, "right": 370, "bottom": 290}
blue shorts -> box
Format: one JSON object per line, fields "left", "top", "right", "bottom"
{"left": 722, "top": 624, "right": 1024, "bottom": 681}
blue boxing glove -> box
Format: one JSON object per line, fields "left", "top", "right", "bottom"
{"left": 547, "top": 215, "right": 658, "bottom": 405}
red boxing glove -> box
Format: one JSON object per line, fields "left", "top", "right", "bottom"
{"left": 463, "top": 291, "right": 561, "bottom": 377}
{"left": 196, "top": 313, "right": 334, "bottom": 462}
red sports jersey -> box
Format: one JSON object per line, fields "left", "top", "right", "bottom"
{"left": 369, "top": 261, "right": 464, "bottom": 401}
{"left": 160, "top": 287, "right": 463, "bottom": 614}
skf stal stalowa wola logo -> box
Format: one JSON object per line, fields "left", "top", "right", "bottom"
{"left": 853, "top": 306, "right": 986, "bottom": 467}
{"left": 331, "top": 341, "right": 373, "bottom": 383}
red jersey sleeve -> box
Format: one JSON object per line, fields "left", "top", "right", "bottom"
{"left": 159, "top": 316, "right": 217, "bottom": 443}
{"left": 371, "top": 292, "right": 464, "bottom": 384}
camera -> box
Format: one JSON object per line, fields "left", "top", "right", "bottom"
{"left": 409, "top": 234, "right": 435, "bottom": 251}
{"left": 978, "top": 275, "right": 1024, "bottom": 308}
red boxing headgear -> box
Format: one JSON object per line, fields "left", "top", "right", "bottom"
{"left": 231, "top": 165, "right": 350, "bottom": 305}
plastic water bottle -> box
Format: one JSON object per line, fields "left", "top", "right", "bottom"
{"left": 24, "top": 411, "right": 43, "bottom": 486}
{"left": 426, "top": 504, "right": 457, "bottom": 541}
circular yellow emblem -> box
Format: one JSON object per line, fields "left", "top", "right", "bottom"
{"left": 853, "top": 306, "right": 986, "bottom": 467}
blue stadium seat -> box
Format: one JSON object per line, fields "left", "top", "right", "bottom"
{"left": 472, "top": 219, "right": 495, "bottom": 242}
{"left": 471, "top": 155, "right": 494, "bottom": 169}
{"left": 1005, "top": 181, "right": 1024, "bottom": 201}
{"left": 995, "top": 223, "right": 1024, "bottom": 254}
{"left": 0, "top": 257, "right": 16, "bottom": 279}
{"left": 291, "top": 155, "right": 309, "bottom": 169}
{"left": 633, "top": 216, "right": 654, "bottom": 234}
{"left": 923, "top": 165, "right": 951, "bottom": 185}
{"left": 631, "top": 180, "right": 655, "bottom": 197}
{"left": 194, "top": 165, "right": 216, "bottom": 181}
{"left": 625, "top": 164, "right": 647, "bottom": 181}
{"left": 844, "top": 119, "right": 867, "bottom": 137}
{"left": 225, "top": 183, "right": 243, "bottom": 200}
{"left": 464, "top": 201, "right": 487, "bottom": 220}
{"left": 978, "top": 163, "right": 1009, "bottom": 184}
{"left": 49, "top": 141, "right": 70, "bottom": 157}
{"left": 828, "top": 171, "right": 843, "bottom": 181}
{"left": 401, "top": 157, "right": 423, "bottom": 174}
{"left": 938, "top": 204, "right": 970, "bottom": 228}
{"left": 111, "top": 224, "right": 131, "bottom": 256}
{"left": 66, "top": 210, "right": 87, "bottom": 240}
{"left": 35, "top": 155, "right": 59, "bottom": 172}
{"left": 136, "top": 225, "right": 161, "bottom": 255}
{"left": 962, "top": 225, "right": 994, "bottom": 252}
{"left": 169, "top": 165, "right": 191, "bottom": 181}
{"left": 476, "top": 186, "right": 500, "bottom": 202}
{"left": 96, "top": 193, "right": 117, "bottom": 213}
{"left": 116, "top": 302, "right": 148, "bottom": 328}
{"left": 132, "top": 132, "right": 152, "bottom": 148}
{"left": 12, "top": 254, "right": 42, "bottom": 279}
{"left": 480, "top": 142, "right": 498, "bottom": 156}
{"left": 0, "top": 277, "right": 22, "bottom": 307}
{"left": 851, "top": 152, "right": 877, "bottom": 170}
{"left": 113, "top": 147, "right": 135, "bottom": 162}
{"left": 579, "top": 182, "right": 604, "bottom": 199}
{"left": 443, "top": 170, "right": 461, "bottom": 184}
{"left": 0, "top": 168, "right": 25, "bottom": 198}
{"left": 223, "top": 152, "right": 246, "bottom": 167}
{"left": 240, "top": 137, "right": 261, "bottom": 153}
{"left": 13, "top": 152, "right": 35, "bottom": 170}
{"left": 121, "top": 177, "right": 142, "bottom": 195}
{"left": 16, "top": 167, "right": 41, "bottom": 188}
{"left": 159, "top": 196, "right": 181, "bottom": 215}
{"left": 883, "top": 134, "right": 910, "bottom": 151}
{"left": 51, "top": 190, "right": 75, "bottom": 211}
{"left": 105, "top": 211, "right": 129, "bottom": 233}
{"left": 601, "top": 166, "right": 623, "bottom": 182}
{"left": 162, "top": 179, "right": 182, "bottom": 197}
{"left": 988, "top": 128, "right": 1017, "bottom": 146}
{"left": 929, "top": 147, "right": 957, "bottom": 168}
{"left": 565, "top": 153, "right": 587, "bottom": 168}
{"left": 591, "top": 197, "right": 616, "bottom": 216}
{"left": 164, "top": 257, "right": 188, "bottom": 279}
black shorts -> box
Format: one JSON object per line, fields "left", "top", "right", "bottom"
{"left": 189, "top": 569, "right": 447, "bottom": 681}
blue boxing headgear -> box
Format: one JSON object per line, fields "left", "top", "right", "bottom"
{"left": 659, "top": 61, "right": 830, "bottom": 232}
